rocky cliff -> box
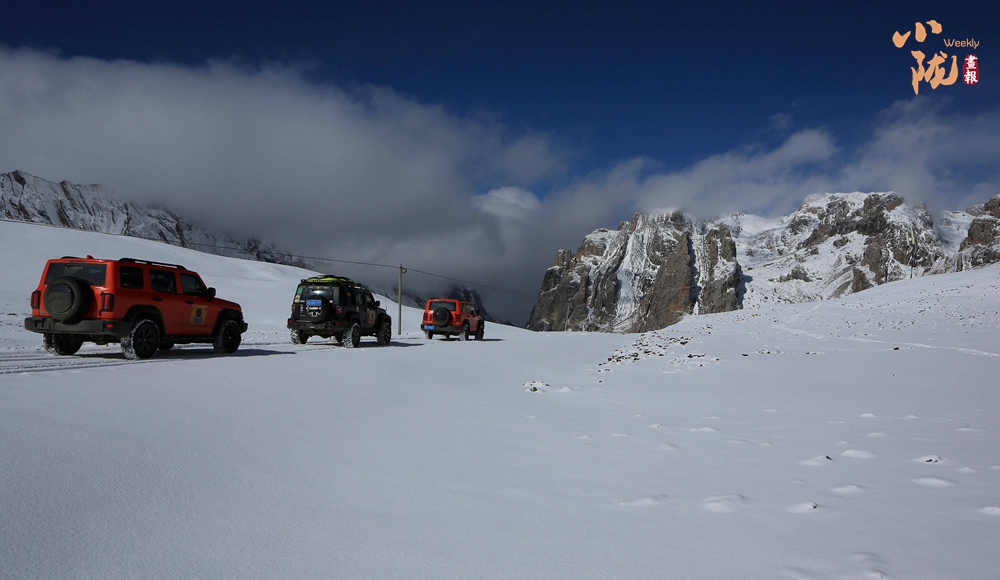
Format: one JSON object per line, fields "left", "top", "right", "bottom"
{"left": 0, "top": 170, "right": 305, "bottom": 266}
{"left": 528, "top": 212, "right": 741, "bottom": 332}
{"left": 528, "top": 191, "right": 1000, "bottom": 332}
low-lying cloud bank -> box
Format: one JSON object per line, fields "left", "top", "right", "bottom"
{"left": 2, "top": 47, "right": 998, "bottom": 322}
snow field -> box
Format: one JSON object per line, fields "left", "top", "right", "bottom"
{"left": 2, "top": 220, "right": 999, "bottom": 579}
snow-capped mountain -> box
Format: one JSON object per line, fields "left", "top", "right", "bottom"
{"left": 0, "top": 170, "right": 305, "bottom": 267}
{"left": 528, "top": 191, "right": 1000, "bottom": 332}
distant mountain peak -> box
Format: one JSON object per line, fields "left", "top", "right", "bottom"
{"left": 528, "top": 191, "right": 1000, "bottom": 333}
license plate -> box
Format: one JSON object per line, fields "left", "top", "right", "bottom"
{"left": 424, "top": 324, "right": 435, "bottom": 330}
{"left": 306, "top": 299, "right": 322, "bottom": 307}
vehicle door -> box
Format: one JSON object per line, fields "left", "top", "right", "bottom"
{"left": 148, "top": 269, "right": 187, "bottom": 335}
{"left": 357, "top": 291, "right": 375, "bottom": 330}
{"left": 179, "top": 272, "right": 218, "bottom": 336}
{"left": 460, "top": 302, "right": 472, "bottom": 328}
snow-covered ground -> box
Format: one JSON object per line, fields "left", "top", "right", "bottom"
{"left": 2, "top": 219, "right": 999, "bottom": 579}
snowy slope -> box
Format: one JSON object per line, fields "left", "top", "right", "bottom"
{"left": 2, "top": 219, "right": 1000, "bottom": 579}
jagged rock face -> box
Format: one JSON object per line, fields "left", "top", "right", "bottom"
{"left": 1, "top": 170, "right": 304, "bottom": 266}
{"left": 958, "top": 194, "right": 1000, "bottom": 267}
{"left": 530, "top": 191, "right": 1000, "bottom": 333}
{"left": 526, "top": 212, "right": 741, "bottom": 332}
{"left": 732, "top": 192, "right": 954, "bottom": 307}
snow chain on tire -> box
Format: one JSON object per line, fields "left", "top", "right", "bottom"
{"left": 344, "top": 322, "right": 361, "bottom": 348}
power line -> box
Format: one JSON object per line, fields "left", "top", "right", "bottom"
{"left": 0, "top": 217, "right": 537, "bottom": 298}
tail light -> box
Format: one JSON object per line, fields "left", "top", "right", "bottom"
{"left": 100, "top": 292, "right": 115, "bottom": 312}
{"left": 31, "top": 291, "right": 41, "bottom": 310}
{"left": 336, "top": 305, "right": 343, "bottom": 315}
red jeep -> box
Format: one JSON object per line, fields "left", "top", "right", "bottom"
{"left": 421, "top": 298, "right": 484, "bottom": 340}
{"left": 24, "top": 256, "right": 248, "bottom": 360}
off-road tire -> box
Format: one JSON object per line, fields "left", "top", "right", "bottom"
{"left": 122, "top": 319, "right": 161, "bottom": 360}
{"left": 432, "top": 307, "right": 451, "bottom": 327}
{"left": 213, "top": 318, "right": 242, "bottom": 354}
{"left": 291, "top": 329, "right": 309, "bottom": 344}
{"left": 475, "top": 321, "right": 485, "bottom": 340}
{"left": 43, "top": 276, "right": 91, "bottom": 324}
{"left": 43, "top": 333, "right": 83, "bottom": 356}
{"left": 344, "top": 322, "right": 361, "bottom": 348}
{"left": 459, "top": 323, "right": 469, "bottom": 341}
{"left": 334, "top": 332, "right": 344, "bottom": 344}
{"left": 376, "top": 321, "right": 391, "bottom": 346}
{"left": 424, "top": 330, "right": 433, "bottom": 340}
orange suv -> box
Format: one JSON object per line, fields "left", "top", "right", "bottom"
{"left": 24, "top": 256, "right": 248, "bottom": 360}
{"left": 421, "top": 298, "right": 484, "bottom": 340}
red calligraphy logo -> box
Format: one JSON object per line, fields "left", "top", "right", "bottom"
{"left": 963, "top": 54, "right": 979, "bottom": 85}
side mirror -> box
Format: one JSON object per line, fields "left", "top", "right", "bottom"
{"left": 472, "top": 309, "right": 480, "bottom": 316}
{"left": 375, "top": 300, "right": 380, "bottom": 307}
{"left": 207, "top": 287, "right": 216, "bottom": 301}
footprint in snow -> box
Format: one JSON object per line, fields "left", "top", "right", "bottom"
{"left": 787, "top": 502, "right": 820, "bottom": 514}
{"left": 799, "top": 455, "right": 834, "bottom": 466}
{"left": 979, "top": 506, "right": 1000, "bottom": 516}
{"left": 913, "top": 455, "right": 946, "bottom": 464}
{"left": 702, "top": 495, "right": 748, "bottom": 513}
{"left": 832, "top": 484, "right": 865, "bottom": 494}
{"left": 840, "top": 449, "right": 876, "bottom": 459}
{"left": 616, "top": 496, "right": 661, "bottom": 507}
{"left": 913, "top": 477, "right": 954, "bottom": 487}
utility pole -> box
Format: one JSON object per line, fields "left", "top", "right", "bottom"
{"left": 397, "top": 264, "right": 406, "bottom": 335}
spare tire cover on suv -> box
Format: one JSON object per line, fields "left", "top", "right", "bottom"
{"left": 304, "top": 296, "right": 333, "bottom": 322}
{"left": 43, "top": 276, "right": 91, "bottom": 323}
{"left": 432, "top": 307, "right": 451, "bottom": 327}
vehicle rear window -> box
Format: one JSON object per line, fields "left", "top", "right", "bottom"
{"left": 45, "top": 262, "right": 108, "bottom": 286}
{"left": 428, "top": 301, "right": 456, "bottom": 311}
{"left": 301, "top": 285, "right": 340, "bottom": 304}
{"left": 119, "top": 266, "right": 144, "bottom": 290}
{"left": 149, "top": 269, "right": 177, "bottom": 293}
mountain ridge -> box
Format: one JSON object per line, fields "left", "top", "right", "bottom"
{"left": 528, "top": 191, "right": 1000, "bottom": 332}
{"left": 1, "top": 169, "right": 307, "bottom": 267}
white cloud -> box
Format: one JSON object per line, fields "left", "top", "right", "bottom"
{"left": 2, "top": 47, "right": 999, "bottom": 323}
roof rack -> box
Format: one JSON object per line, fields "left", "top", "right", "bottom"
{"left": 119, "top": 257, "right": 187, "bottom": 270}
{"left": 300, "top": 275, "right": 356, "bottom": 285}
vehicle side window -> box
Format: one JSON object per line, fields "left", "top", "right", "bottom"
{"left": 119, "top": 266, "right": 144, "bottom": 289}
{"left": 364, "top": 294, "right": 375, "bottom": 308}
{"left": 180, "top": 273, "right": 206, "bottom": 295}
{"left": 149, "top": 269, "right": 177, "bottom": 293}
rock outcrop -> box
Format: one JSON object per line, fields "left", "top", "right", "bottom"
{"left": 527, "top": 212, "right": 741, "bottom": 332}
{"left": 958, "top": 194, "right": 1000, "bottom": 268}
{"left": 529, "top": 191, "right": 1000, "bottom": 333}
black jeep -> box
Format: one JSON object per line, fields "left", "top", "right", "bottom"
{"left": 287, "top": 275, "right": 392, "bottom": 347}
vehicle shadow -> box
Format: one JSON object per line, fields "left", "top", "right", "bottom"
{"left": 72, "top": 347, "right": 294, "bottom": 360}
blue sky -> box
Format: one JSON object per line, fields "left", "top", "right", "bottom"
{"left": 7, "top": 1, "right": 996, "bottom": 178}
{"left": 2, "top": 1, "right": 998, "bottom": 320}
